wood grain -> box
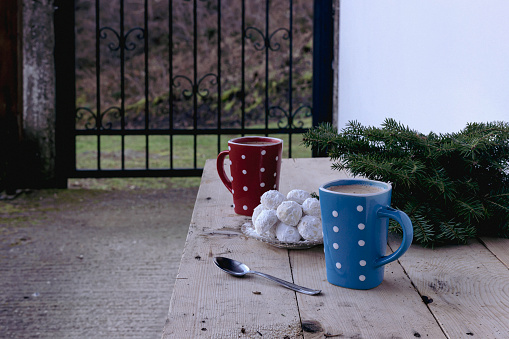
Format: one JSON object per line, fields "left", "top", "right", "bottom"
{"left": 163, "top": 159, "right": 311, "bottom": 338}
{"left": 163, "top": 158, "right": 509, "bottom": 338}
{"left": 291, "top": 245, "right": 446, "bottom": 339}
{"left": 391, "top": 238, "right": 509, "bottom": 338}
{"left": 480, "top": 237, "right": 509, "bottom": 269}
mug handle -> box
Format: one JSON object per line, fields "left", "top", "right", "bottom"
{"left": 216, "top": 150, "right": 233, "bottom": 193}
{"left": 374, "top": 207, "right": 413, "bottom": 268}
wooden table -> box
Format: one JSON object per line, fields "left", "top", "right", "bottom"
{"left": 162, "top": 158, "right": 509, "bottom": 338}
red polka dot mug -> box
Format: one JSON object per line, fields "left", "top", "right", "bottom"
{"left": 217, "top": 136, "right": 283, "bottom": 216}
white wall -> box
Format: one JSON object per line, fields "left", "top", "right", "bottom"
{"left": 338, "top": 0, "right": 509, "bottom": 134}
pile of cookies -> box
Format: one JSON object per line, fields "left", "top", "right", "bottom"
{"left": 252, "top": 189, "right": 322, "bottom": 242}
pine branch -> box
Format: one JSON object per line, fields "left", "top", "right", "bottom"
{"left": 303, "top": 119, "right": 509, "bottom": 246}
{"left": 437, "top": 220, "right": 477, "bottom": 244}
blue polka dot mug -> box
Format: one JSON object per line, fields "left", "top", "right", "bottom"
{"left": 319, "top": 179, "right": 413, "bottom": 290}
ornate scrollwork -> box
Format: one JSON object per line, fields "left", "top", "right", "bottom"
{"left": 196, "top": 73, "right": 218, "bottom": 98}
{"left": 124, "top": 27, "right": 145, "bottom": 51}
{"left": 269, "top": 104, "right": 312, "bottom": 129}
{"left": 172, "top": 73, "right": 218, "bottom": 100}
{"left": 172, "top": 75, "right": 194, "bottom": 100}
{"left": 100, "top": 107, "right": 122, "bottom": 129}
{"left": 99, "top": 26, "right": 145, "bottom": 52}
{"left": 268, "top": 28, "right": 290, "bottom": 51}
{"left": 244, "top": 26, "right": 290, "bottom": 51}
{"left": 76, "top": 106, "right": 122, "bottom": 130}
{"left": 99, "top": 27, "right": 121, "bottom": 51}
{"left": 76, "top": 107, "right": 98, "bottom": 130}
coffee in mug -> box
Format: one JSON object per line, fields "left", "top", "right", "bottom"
{"left": 239, "top": 141, "right": 276, "bottom": 146}
{"left": 326, "top": 184, "right": 384, "bottom": 195}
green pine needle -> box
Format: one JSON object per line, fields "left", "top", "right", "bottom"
{"left": 303, "top": 118, "right": 509, "bottom": 246}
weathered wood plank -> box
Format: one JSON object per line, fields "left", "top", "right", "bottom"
{"left": 165, "top": 158, "right": 509, "bottom": 338}
{"left": 291, "top": 245, "right": 446, "bottom": 339}
{"left": 391, "top": 238, "right": 509, "bottom": 338}
{"left": 285, "top": 160, "right": 444, "bottom": 338}
{"left": 479, "top": 237, "right": 509, "bottom": 269}
{"left": 163, "top": 159, "right": 311, "bottom": 338}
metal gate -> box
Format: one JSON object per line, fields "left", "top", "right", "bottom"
{"left": 54, "top": 0, "right": 333, "bottom": 178}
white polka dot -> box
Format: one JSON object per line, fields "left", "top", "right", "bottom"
{"left": 260, "top": 182, "right": 265, "bottom": 187}
{"left": 261, "top": 150, "right": 266, "bottom": 155}
{"left": 229, "top": 160, "right": 232, "bottom": 165}
{"left": 358, "top": 240, "right": 365, "bottom": 246}
{"left": 332, "top": 210, "right": 338, "bottom": 217}
{"left": 241, "top": 155, "right": 246, "bottom": 159}
{"left": 243, "top": 186, "right": 248, "bottom": 191}
{"left": 260, "top": 168, "right": 265, "bottom": 172}
{"left": 333, "top": 243, "right": 339, "bottom": 250}
{"left": 243, "top": 205, "right": 248, "bottom": 210}
{"left": 359, "top": 275, "right": 366, "bottom": 281}
{"left": 232, "top": 189, "right": 234, "bottom": 194}
{"left": 357, "top": 205, "right": 364, "bottom": 212}
{"left": 273, "top": 172, "right": 277, "bottom": 177}
{"left": 336, "top": 262, "right": 342, "bottom": 269}
{"left": 358, "top": 223, "right": 365, "bottom": 230}
{"left": 273, "top": 184, "right": 277, "bottom": 188}
{"left": 333, "top": 226, "right": 339, "bottom": 232}
{"left": 242, "top": 170, "right": 247, "bottom": 174}
{"left": 275, "top": 156, "right": 279, "bottom": 161}
{"left": 359, "top": 260, "right": 366, "bottom": 266}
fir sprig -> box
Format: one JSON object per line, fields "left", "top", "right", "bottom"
{"left": 303, "top": 118, "right": 509, "bottom": 246}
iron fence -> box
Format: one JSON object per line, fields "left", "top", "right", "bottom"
{"left": 54, "top": 0, "right": 333, "bottom": 178}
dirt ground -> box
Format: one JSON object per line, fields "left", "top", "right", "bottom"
{"left": 0, "top": 183, "right": 199, "bottom": 339}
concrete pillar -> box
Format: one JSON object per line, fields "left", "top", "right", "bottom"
{"left": 22, "top": 0, "right": 57, "bottom": 187}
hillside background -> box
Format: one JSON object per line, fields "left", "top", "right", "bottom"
{"left": 74, "top": 0, "right": 315, "bottom": 131}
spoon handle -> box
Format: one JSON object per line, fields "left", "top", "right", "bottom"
{"left": 251, "top": 271, "right": 321, "bottom": 295}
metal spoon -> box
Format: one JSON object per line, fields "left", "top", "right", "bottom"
{"left": 213, "top": 257, "right": 321, "bottom": 295}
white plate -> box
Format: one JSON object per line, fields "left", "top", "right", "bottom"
{"left": 241, "top": 222, "right": 323, "bottom": 249}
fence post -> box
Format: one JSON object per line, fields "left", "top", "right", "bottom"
{"left": 0, "top": 0, "right": 22, "bottom": 193}
{"left": 54, "top": 0, "right": 76, "bottom": 187}
{"left": 312, "top": 0, "right": 334, "bottom": 157}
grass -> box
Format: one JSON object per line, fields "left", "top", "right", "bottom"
{"left": 72, "top": 127, "right": 312, "bottom": 190}
{"left": 76, "top": 133, "right": 311, "bottom": 170}
{"left": 69, "top": 176, "right": 203, "bottom": 190}
{"left": 76, "top": 118, "right": 313, "bottom": 169}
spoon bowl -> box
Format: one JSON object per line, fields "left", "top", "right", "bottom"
{"left": 214, "top": 257, "right": 251, "bottom": 276}
{"left": 214, "top": 257, "right": 321, "bottom": 295}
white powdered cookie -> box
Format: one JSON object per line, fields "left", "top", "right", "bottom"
{"left": 297, "top": 215, "right": 323, "bottom": 241}
{"left": 264, "top": 223, "right": 277, "bottom": 239}
{"left": 276, "top": 200, "right": 303, "bottom": 227}
{"left": 254, "top": 209, "right": 278, "bottom": 235}
{"left": 251, "top": 204, "right": 266, "bottom": 223}
{"left": 275, "top": 222, "right": 302, "bottom": 242}
{"left": 302, "top": 197, "right": 321, "bottom": 217}
{"left": 286, "top": 189, "right": 311, "bottom": 204}
{"left": 261, "top": 190, "right": 285, "bottom": 210}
